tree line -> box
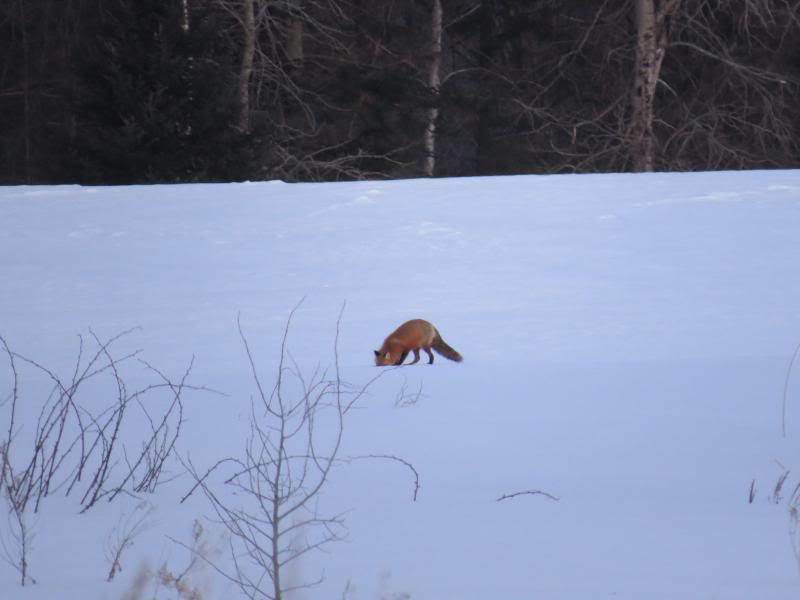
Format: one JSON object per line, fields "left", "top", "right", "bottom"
{"left": 2, "top": 0, "right": 798, "bottom": 185}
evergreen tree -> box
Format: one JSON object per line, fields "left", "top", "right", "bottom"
{"left": 69, "top": 0, "right": 250, "bottom": 184}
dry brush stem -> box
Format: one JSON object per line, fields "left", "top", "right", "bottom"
{"left": 788, "top": 482, "right": 800, "bottom": 573}
{"left": 0, "top": 482, "right": 36, "bottom": 586}
{"left": 781, "top": 339, "right": 800, "bottom": 437}
{"left": 159, "top": 520, "right": 217, "bottom": 600}
{"left": 105, "top": 500, "right": 156, "bottom": 582}
{"left": 0, "top": 334, "right": 36, "bottom": 585}
{"left": 496, "top": 489, "right": 560, "bottom": 503}
{"left": 771, "top": 466, "right": 790, "bottom": 505}
{"left": 758, "top": 468, "right": 800, "bottom": 575}
{"left": 122, "top": 520, "right": 213, "bottom": 600}
{"left": 394, "top": 376, "right": 425, "bottom": 408}
{"left": 344, "top": 454, "right": 420, "bottom": 502}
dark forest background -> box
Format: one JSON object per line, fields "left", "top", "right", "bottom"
{"left": 2, "top": 0, "right": 799, "bottom": 185}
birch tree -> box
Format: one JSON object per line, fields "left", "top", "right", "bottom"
{"left": 236, "top": 0, "right": 256, "bottom": 132}
{"left": 629, "top": 0, "right": 680, "bottom": 172}
{"left": 423, "top": 0, "right": 443, "bottom": 177}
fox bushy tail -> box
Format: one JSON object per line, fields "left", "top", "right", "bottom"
{"left": 432, "top": 330, "right": 463, "bottom": 362}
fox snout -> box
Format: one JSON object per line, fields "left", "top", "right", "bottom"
{"left": 374, "top": 349, "right": 393, "bottom": 366}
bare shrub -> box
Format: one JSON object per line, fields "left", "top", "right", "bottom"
{"left": 0, "top": 330, "right": 212, "bottom": 516}
{"left": 183, "top": 305, "right": 417, "bottom": 600}
{"left": 0, "top": 329, "right": 214, "bottom": 587}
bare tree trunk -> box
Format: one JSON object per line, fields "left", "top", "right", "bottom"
{"left": 423, "top": 0, "right": 442, "bottom": 177}
{"left": 19, "top": 0, "right": 31, "bottom": 183}
{"left": 286, "top": 0, "right": 304, "bottom": 65}
{"left": 181, "top": 0, "right": 190, "bottom": 31}
{"left": 629, "top": 0, "right": 679, "bottom": 172}
{"left": 237, "top": 0, "right": 256, "bottom": 132}
{"left": 476, "top": 0, "right": 492, "bottom": 174}
{"left": 629, "top": 0, "right": 658, "bottom": 171}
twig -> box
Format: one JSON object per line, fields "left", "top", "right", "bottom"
{"left": 496, "top": 490, "right": 560, "bottom": 503}
{"left": 346, "top": 454, "right": 420, "bottom": 501}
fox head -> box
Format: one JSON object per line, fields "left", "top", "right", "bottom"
{"left": 374, "top": 350, "right": 393, "bottom": 366}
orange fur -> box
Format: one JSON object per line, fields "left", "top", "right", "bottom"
{"left": 374, "top": 319, "right": 463, "bottom": 366}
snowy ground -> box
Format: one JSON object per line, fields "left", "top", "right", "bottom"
{"left": 1, "top": 170, "right": 800, "bottom": 599}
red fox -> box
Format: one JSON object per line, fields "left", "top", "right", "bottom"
{"left": 374, "top": 319, "right": 463, "bottom": 366}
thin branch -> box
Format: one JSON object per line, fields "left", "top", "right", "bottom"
{"left": 496, "top": 490, "right": 560, "bottom": 503}
{"left": 782, "top": 339, "right": 800, "bottom": 437}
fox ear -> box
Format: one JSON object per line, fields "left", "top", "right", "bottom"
{"left": 384, "top": 352, "right": 391, "bottom": 360}
{"left": 374, "top": 350, "right": 380, "bottom": 357}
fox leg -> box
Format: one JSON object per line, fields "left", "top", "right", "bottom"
{"left": 424, "top": 347, "right": 434, "bottom": 364}
{"left": 395, "top": 350, "right": 409, "bottom": 366}
{"left": 409, "top": 349, "right": 421, "bottom": 364}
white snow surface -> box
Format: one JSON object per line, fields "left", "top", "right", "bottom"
{"left": 1, "top": 170, "right": 800, "bottom": 599}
